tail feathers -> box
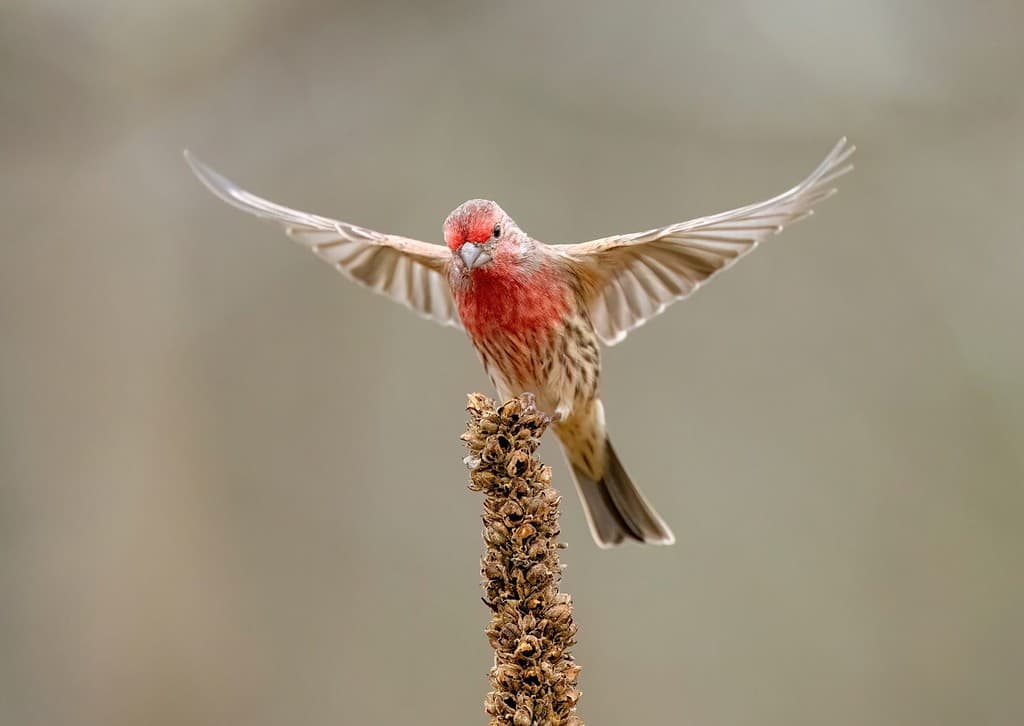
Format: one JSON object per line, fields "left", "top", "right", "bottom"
{"left": 569, "top": 438, "right": 675, "bottom": 548}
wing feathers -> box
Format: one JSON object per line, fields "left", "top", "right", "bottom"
{"left": 184, "top": 151, "right": 460, "bottom": 329}
{"left": 563, "top": 138, "right": 854, "bottom": 345}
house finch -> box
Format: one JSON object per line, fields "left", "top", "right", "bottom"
{"left": 186, "top": 138, "right": 854, "bottom": 548}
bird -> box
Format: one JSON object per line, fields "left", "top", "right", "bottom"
{"left": 185, "top": 138, "right": 854, "bottom": 548}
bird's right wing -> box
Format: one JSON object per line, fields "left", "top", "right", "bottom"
{"left": 185, "top": 152, "right": 461, "bottom": 329}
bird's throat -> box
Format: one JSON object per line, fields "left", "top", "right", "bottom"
{"left": 455, "top": 267, "right": 569, "bottom": 343}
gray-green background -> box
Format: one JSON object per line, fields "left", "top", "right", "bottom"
{"left": 2, "top": 2, "right": 1022, "bottom": 725}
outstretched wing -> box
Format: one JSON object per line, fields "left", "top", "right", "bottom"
{"left": 562, "top": 138, "right": 855, "bottom": 345}
{"left": 185, "top": 152, "right": 460, "bottom": 328}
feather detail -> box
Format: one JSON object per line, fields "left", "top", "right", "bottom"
{"left": 184, "top": 151, "right": 461, "bottom": 328}
{"left": 561, "top": 137, "right": 855, "bottom": 345}
{"left": 453, "top": 263, "right": 570, "bottom": 343}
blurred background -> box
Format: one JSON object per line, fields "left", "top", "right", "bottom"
{"left": 2, "top": 1, "right": 1022, "bottom": 725}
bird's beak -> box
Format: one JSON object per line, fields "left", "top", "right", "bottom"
{"left": 459, "top": 242, "right": 491, "bottom": 270}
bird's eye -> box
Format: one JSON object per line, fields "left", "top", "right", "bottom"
{"left": 492, "top": 224, "right": 501, "bottom": 238}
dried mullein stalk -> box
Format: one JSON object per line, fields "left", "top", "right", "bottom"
{"left": 463, "top": 393, "right": 583, "bottom": 726}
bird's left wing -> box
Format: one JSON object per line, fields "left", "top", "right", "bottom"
{"left": 560, "top": 138, "right": 854, "bottom": 345}
{"left": 185, "top": 152, "right": 460, "bottom": 328}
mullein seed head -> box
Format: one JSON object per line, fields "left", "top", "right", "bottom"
{"left": 464, "top": 393, "right": 584, "bottom": 726}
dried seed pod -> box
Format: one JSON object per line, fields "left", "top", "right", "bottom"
{"left": 505, "top": 450, "right": 531, "bottom": 477}
{"left": 545, "top": 603, "right": 572, "bottom": 625}
{"left": 513, "top": 523, "right": 536, "bottom": 544}
{"left": 514, "top": 634, "right": 541, "bottom": 661}
{"left": 499, "top": 500, "right": 525, "bottom": 524}
{"left": 526, "top": 563, "right": 549, "bottom": 584}
{"left": 486, "top": 524, "right": 509, "bottom": 546}
{"left": 513, "top": 705, "right": 533, "bottom": 726}
{"left": 480, "top": 418, "right": 499, "bottom": 434}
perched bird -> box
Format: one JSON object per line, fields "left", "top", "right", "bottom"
{"left": 185, "top": 138, "right": 854, "bottom": 548}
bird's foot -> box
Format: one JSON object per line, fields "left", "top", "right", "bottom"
{"left": 515, "top": 392, "right": 567, "bottom": 425}
{"left": 550, "top": 402, "right": 571, "bottom": 425}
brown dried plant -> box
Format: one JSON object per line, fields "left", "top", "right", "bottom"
{"left": 462, "top": 393, "right": 583, "bottom": 726}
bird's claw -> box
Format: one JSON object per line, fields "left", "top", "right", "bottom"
{"left": 550, "top": 402, "right": 571, "bottom": 424}
{"left": 518, "top": 392, "right": 566, "bottom": 424}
